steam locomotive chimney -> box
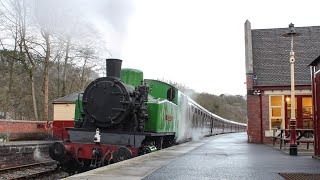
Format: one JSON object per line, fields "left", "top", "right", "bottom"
{"left": 106, "top": 58, "right": 122, "bottom": 79}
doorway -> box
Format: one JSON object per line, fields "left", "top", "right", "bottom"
{"left": 284, "top": 95, "right": 313, "bottom": 129}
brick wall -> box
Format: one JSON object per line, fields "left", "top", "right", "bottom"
{"left": 246, "top": 74, "right": 253, "bottom": 90}
{"left": 246, "top": 72, "right": 262, "bottom": 143}
{"left": 0, "top": 120, "right": 52, "bottom": 141}
{"left": 247, "top": 92, "right": 273, "bottom": 144}
{"left": 247, "top": 94, "right": 262, "bottom": 143}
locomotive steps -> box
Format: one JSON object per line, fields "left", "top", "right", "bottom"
{"left": 65, "top": 134, "right": 219, "bottom": 179}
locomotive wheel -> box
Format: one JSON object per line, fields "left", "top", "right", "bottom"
{"left": 100, "top": 150, "right": 111, "bottom": 167}
{"left": 49, "top": 142, "right": 67, "bottom": 162}
{"left": 112, "top": 147, "right": 132, "bottom": 163}
{"left": 139, "top": 147, "right": 151, "bottom": 155}
{"left": 162, "top": 139, "right": 174, "bottom": 148}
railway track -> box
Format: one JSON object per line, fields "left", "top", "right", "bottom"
{"left": 0, "top": 161, "right": 68, "bottom": 180}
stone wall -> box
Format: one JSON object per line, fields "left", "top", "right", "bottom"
{"left": 0, "top": 142, "right": 52, "bottom": 169}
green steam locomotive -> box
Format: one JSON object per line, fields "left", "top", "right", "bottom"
{"left": 49, "top": 59, "right": 246, "bottom": 173}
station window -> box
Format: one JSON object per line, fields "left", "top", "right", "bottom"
{"left": 302, "top": 97, "right": 313, "bottom": 129}
{"left": 269, "top": 95, "right": 284, "bottom": 129}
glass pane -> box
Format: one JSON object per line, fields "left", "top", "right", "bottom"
{"left": 271, "top": 96, "right": 282, "bottom": 106}
{"left": 303, "top": 119, "right": 313, "bottom": 129}
{"left": 302, "top": 97, "right": 312, "bottom": 106}
{"left": 302, "top": 97, "right": 312, "bottom": 118}
{"left": 286, "top": 97, "right": 297, "bottom": 107}
{"left": 302, "top": 97, "right": 313, "bottom": 129}
{"left": 286, "top": 97, "right": 297, "bottom": 119}
{"left": 272, "top": 108, "right": 282, "bottom": 117}
{"left": 271, "top": 119, "right": 282, "bottom": 129}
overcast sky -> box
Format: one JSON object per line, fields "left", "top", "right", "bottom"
{"left": 94, "top": 0, "right": 320, "bottom": 95}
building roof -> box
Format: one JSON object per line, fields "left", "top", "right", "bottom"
{"left": 251, "top": 26, "right": 320, "bottom": 87}
{"left": 53, "top": 92, "right": 83, "bottom": 104}
{"left": 309, "top": 55, "right": 320, "bottom": 66}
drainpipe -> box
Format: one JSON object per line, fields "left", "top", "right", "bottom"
{"left": 254, "top": 89, "right": 263, "bottom": 144}
{"left": 260, "top": 93, "right": 263, "bottom": 144}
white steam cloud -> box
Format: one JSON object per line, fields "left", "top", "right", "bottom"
{"left": 33, "top": 146, "right": 46, "bottom": 161}
{"left": 176, "top": 93, "right": 210, "bottom": 142}
{"left": 32, "top": 0, "right": 134, "bottom": 58}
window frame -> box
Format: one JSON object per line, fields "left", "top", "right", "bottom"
{"left": 269, "top": 95, "right": 285, "bottom": 130}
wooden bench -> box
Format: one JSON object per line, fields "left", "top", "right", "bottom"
{"left": 297, "top": 139, "right": 314, "bottom": 149}
{"left": 272, "top": 128, "right": 314, "bottom": 150}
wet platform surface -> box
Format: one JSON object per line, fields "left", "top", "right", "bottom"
{"left": 67, "top": 133, "right": 320, "bottom": 180}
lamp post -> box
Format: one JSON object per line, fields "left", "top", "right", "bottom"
{"left": 282, "top": 23, "right": 301, "bottom": 155}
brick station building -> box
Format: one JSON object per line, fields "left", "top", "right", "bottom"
{"left": 245, "top": 20, "right": 320, "bottom": 144}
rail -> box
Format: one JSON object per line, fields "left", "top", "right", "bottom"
{"left": 272, "top": 128, "right": 314, "bottom": 150}
{"left": 0, "top": 161, "right": 67, "bottom": 179}
{"left": 0, "top": 161, "right": 53, "bottom": 172}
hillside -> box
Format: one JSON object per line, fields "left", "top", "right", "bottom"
{"left": 194, "top": 93, "right": 247, "bottom": 124}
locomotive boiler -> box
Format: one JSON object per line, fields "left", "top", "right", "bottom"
{"left": 81, "top": 59, "right": 149, "bottom": 132}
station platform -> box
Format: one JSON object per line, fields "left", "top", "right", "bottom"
{"left": 0, "top": 140, "right": 53, "bottom": 146}
{"left": 66, "top": 133, "right": 320, "bottom": 180}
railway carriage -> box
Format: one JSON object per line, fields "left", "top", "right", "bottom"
{"left": 49, "top": 59, "right": 246, "bottom": 173}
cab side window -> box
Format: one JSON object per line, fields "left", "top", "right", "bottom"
{"left": 167, "top": 87, "right": 175, "bottom": 101}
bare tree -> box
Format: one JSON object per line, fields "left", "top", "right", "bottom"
{"left": 0, "top": 1, "right": 19, "bottom": 118}
{"left": 77, "top": 45, "right": 98, "bottom": 89}
{"left": 61, "top": 36, "right": 71, "bottom": 97}
{"left": 0, "top": 0, "right": 40, "bottom": 121}
{"left": 0, "top": 0, "right": 110, "bottom": 122}
{"left": 41, "top": 30, "right": 50, "bottom": 123}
